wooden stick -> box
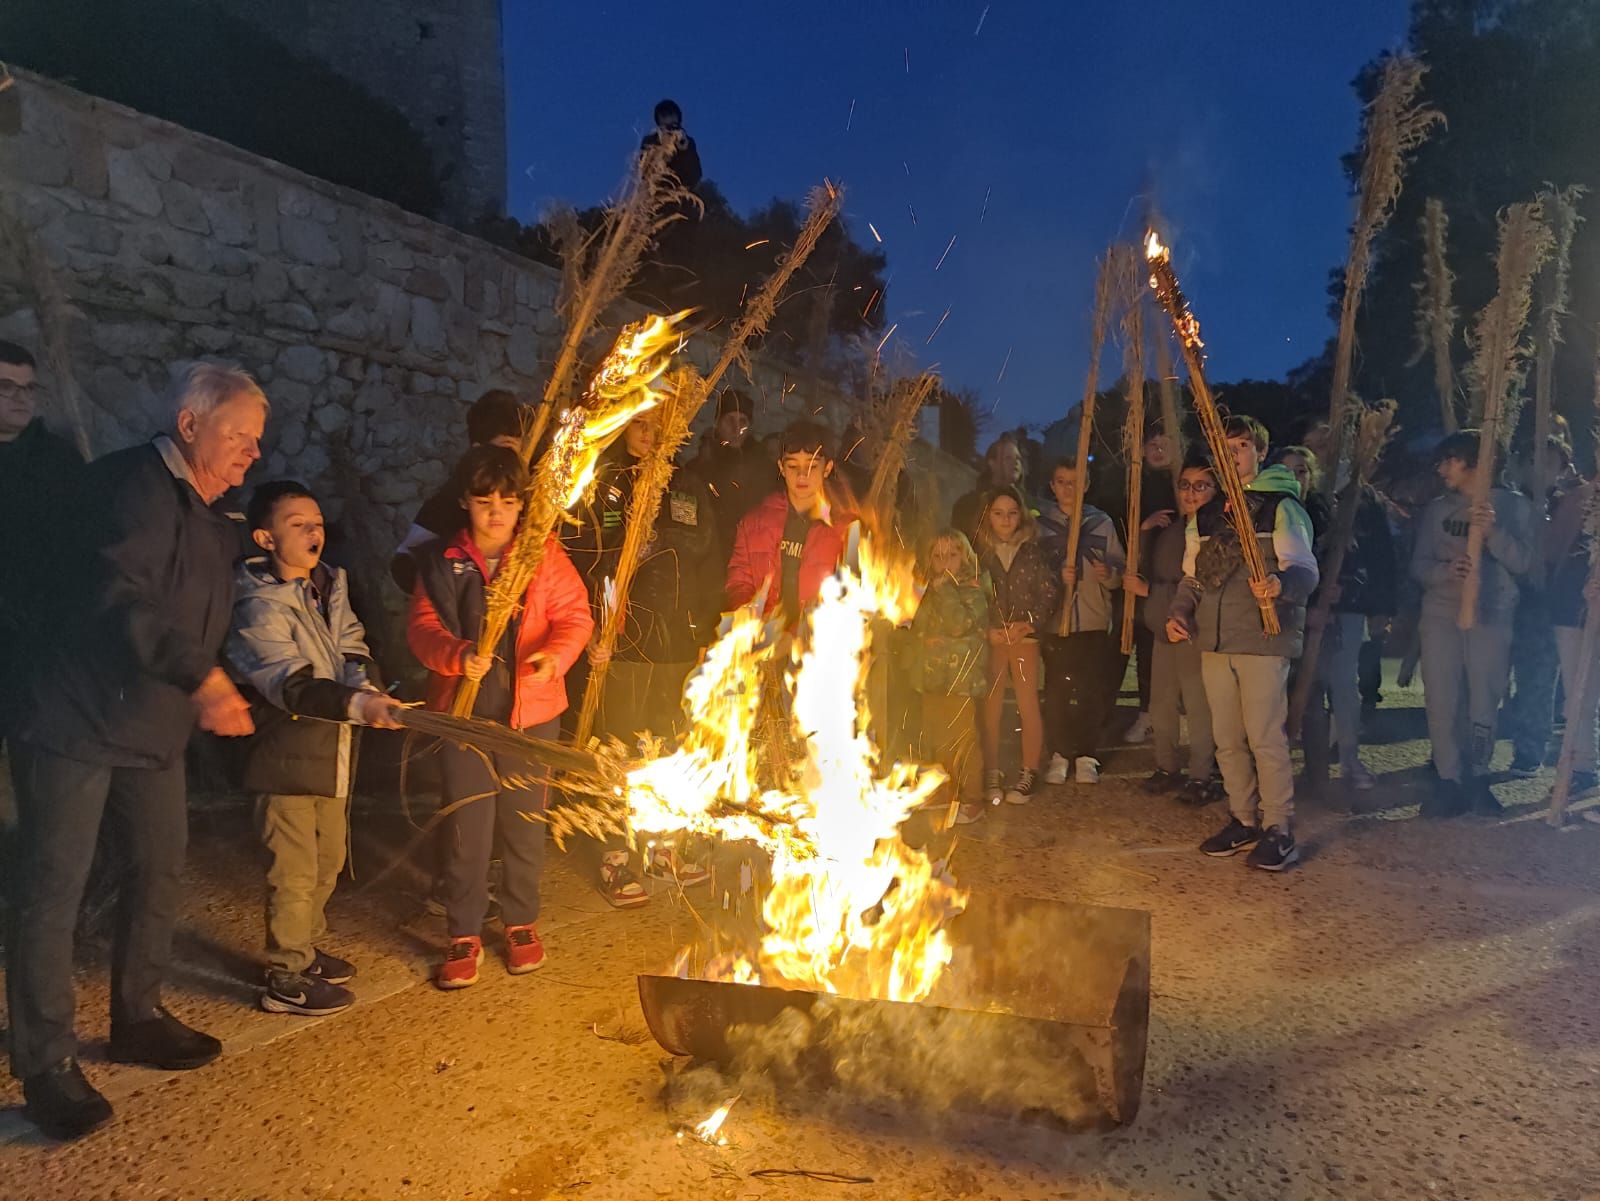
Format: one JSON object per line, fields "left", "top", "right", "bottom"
{"left": 572, "top": 367, "right": 702, "bottom": 745}
{"left": 1287, "top": 401, "right": 1398, "bottom": 736}
{"left": 1120, "top": 252, "right": 1146, "bottom": 656}
{"left": 1144, "top": 232, "right": 1279, "bottom": 635}
{"left": 1057, "top": 251, "right": 1116, "bottom": 636}
{"left": 1322, "top": 55, "right": 1442, "bottom": 494}
{"left": 1549, "top": 336, "right": 1600, "bottom": 826}
{"left": 1153, "top": 324, "right": 1185, "bottom": 496}
{"left": 452, "top": 314, "right": 686, "bottom": 717}
{"left": 1458, "top": 201, "right": 1554, "bottom": 629}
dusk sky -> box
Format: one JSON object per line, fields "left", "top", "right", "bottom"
{"left": 503, "top": 2, "right": 1411, "bottom": 430}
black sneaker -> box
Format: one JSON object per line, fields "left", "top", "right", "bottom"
{"left": 1142, "top": 769, "right": 1182, "bottom": 795}
{"left": 307, "top": 949, "right": 355, "bottom": 985}
{"left": 108, "top": 1007, "right": 221, "bottom": 1070}
{"left": 1246, "top": 826, "right": 1299, "bottom": 872}
{"left": 1508, "top": 755, "right": 1541, "bottom": 779}
{"left": 1177, "top": 777, "right": 1216, "bottom": 807}
{"left": 1467, "top": 779, "right": 1504, "bottom": 816}
{"left": 261, "top": 970, "right": 355, "bottom": 1017}
{"left": 1420, "top": 778, "right": 1467, "bottom": 819}
{"left": 1004, "top": 767, "right": 1037, "bottom": 805}
{"left": 1199, "top": 818, "right": 1261, "bottom": 857}
{"left": 22, "top": 1058, "right": 112, "bottom": 1140}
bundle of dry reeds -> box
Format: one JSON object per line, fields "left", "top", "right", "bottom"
{"left": 451, "top": 313, "right": 687, "bottom": 717}
{"left": 1323, "top": 55, "right": 1443, "bottom": 490}
{"left": 1458, "top": 200, "right": 1555, "bottom": 629}
{"left": 1530, "top": 185, "right": 1586, "bottom": 508}
{"left": 519, "top": 136, "right": 700, "bottom": 463}
{"left": 1548, "top": 334, "right": 1600, "bottom": 825}
{"left": 1120, "top": 252, "right": 1147, "bottom": 655}
{"left": 1411, "top": 199, "right": 1459, "bottom": 432}
{"left": 1144, "top": 232, "right": 1279, "bottom": 635}
{"left": 1058, "top": 250, "right": 1117, "bottom": 636}
{"left": 572, "top": 365, "right": 704, "bottom": 744}
{"left": 1288, "top": 400, "right": 1398, "bottom": 734}
{"left": 863, "top": 371, "right": 937, "bottom": 521}
{"left": 0, "top": 201, "right": 92, "bottom": 458}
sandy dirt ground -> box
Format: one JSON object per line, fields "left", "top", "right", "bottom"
{"left": 3, "top": 664, "right": 1600, "bottom": 1201}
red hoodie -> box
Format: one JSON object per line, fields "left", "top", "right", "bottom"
{"left": 408, "top": 530, "right": 593, "bottom": 729}
{"left": 725, "top": 491, "right": 849, "bottom": 617}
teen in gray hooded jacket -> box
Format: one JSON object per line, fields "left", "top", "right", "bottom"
{"left": 226, "top": 482, "right": 403, "bottom": 1018}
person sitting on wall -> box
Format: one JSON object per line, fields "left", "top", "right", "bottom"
{"left": 7, "top": 362, "right": 267, "bottom": 1140}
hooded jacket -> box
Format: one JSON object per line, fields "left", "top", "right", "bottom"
{"left": 725, "top": 490, "right": 849, "bottom": 619}
{"left": 408, "top": 529, "right": 593, "bottom": 729}
{"left": 1169, "top": 464, "right": 1319, "bottom": 658}
{"left": 1036, "top": 502, "right": 1126, "bottom": 635}
{"left": 980, "top": 538, "right": 1060, "bottom": 633}
{"left": 1142, "top": 519, "right": 1189, "bottom": 637}
{"left": 1410, "top": 485, "right": 1533, "bottom": 625}
{"left": 225, "top": 557, "right": 379, "bottom": 798}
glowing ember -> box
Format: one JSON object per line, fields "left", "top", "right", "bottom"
{"left": 624, "top": 524, "right": 966, "bottom": 1004}
{"left": 693, "top": 1096, "right": 739, "bottom": 1144}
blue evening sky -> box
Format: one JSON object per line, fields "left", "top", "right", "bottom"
{"left": 503, "top": 2, "right": 1410, "bottom": 430}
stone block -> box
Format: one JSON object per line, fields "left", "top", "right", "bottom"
{"left": 133, "top": 143, "right": 173, "bottom": 182}
{"left": 216, "top": 248, "right": 252, "bottom": 277}
{"left": 369, "top": 241, "right": 416, "bottom": 272}
{"left": 325, "top": 306, "right": 370, "bottom": 340}
{"left": 280, "top": 214, "right": 341, "bottom": 268}
{"left": 505, "top": 323, "right": 539, "bottom": 375}
{"left": 200, "top": 192, "right": 253, "bottom": 246}
{"left": 253, "top": 259, "right": 290, "bottom": 305}
{"left": 247, "top": 181, "right": 281, "bottom": 255}
{"left": 171, "top": 273, "right": 226, "bottom": 310}
{"left": 336, "top": 210, "right": 366, "bottom": 274}
{"left": 313, "top": 403, "right": 350, "bottom": 435}
{"left": 406, "top": 268, "right": 450, "bottom": 301}
{"left": 410, "top": 297, "right": 445, "bottom": 356}
{"left": 9, "top": 139, "right": 68, "bottom": 188}
{"left": 267, "top": 378, "right": 314, "bottom": 417}
{"left": 277, "top": 344, "right": 330, "bottom": 385}
{"left": 263, "top": 302, "right": 319, "bottom": 331}
{"left": 92, "top": 321, "right": 176, "bottom": 359}
{"left": 160, "top": 180, "right": 210, "bottom": 235}
{"left": 224, "top": 280, "right": 254, "bottom": 314}
{"left": 276, "top": 416, "right": 308, "bottom": 457}
{"left": 367, "top": 474, "right": 419, "bottom": 505}
{"left": 64, "top": 121, "right": 108, "bottom": 197}
{"left": 295, "top": 443, "right": 331, "bottom": 480}
{"left": 189, "top": 326, "right": 235, "bottom": 354}
{"left": 440, "top": 257, "right": 465, "bottom": 303}
{"left": 166, "top": 230, "right": 219, "bottom": 274}
{"left": 171, "top": 144, "right": 243, "bottom": 191}
{"left": 54, "top": 212, "right": 122, "bottom": 257}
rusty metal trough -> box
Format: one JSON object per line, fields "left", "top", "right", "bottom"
{"left": 638, "top": 893, "right": 1150, "bottom": 1128}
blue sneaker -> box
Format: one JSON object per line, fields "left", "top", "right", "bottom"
{"left": 307, "top": 949, "right": 355, "bottom": 985}
{"left": 1199, "top": 818, "right": 1261, "bottom": 857}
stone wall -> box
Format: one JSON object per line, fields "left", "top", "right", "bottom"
{"left": 197, "top": 0, "right": 508, "bottom": 226}
{"left": 0, "top": 70, "right": 974, "bottom": 642}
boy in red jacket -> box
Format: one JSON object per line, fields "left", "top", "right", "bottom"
{"left": 725, "top": 420, "right": 848, "bottom": 623}
{"left": 408, "top": 446, "right": 593, "bottom": 988}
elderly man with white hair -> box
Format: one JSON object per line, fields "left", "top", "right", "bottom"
{"left": 7, "top": 361, "right": 267, "bottom": 1140}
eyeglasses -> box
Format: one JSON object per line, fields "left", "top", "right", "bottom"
{"left": 1177, "top": 480, "right": 1216, "bottom": 493}
{"left": 0, "top": 380, "right": 37, "bottom": 400}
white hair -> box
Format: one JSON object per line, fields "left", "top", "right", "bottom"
{"left": 172, "top": 361, "right": 269, "bottom": 423}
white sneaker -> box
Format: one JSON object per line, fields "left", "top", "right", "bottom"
{"left": 1075, "top": 756, "right": 1101, "bottom": 784}
{"left": 1123, "top": 713, "right": 1153, "bottom": 744}
{"left": 1044, "top": 754, "right": 1070, "bottom": 785}
{"left": 954, "top": 802, "right": 984, "bottom": 826}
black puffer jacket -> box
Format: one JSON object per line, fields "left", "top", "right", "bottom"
{"left": 16, "top": 441, "right": 237, "bottom": 769}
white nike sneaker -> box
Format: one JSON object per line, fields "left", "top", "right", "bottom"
{"left": 1075, "top": 756, "right": 1102, "bottom": 784}
{"left": 1123, "top": 712, "right": 1153, "bottom": 744}
{"left": 1044, "top": 753, "right": 1070, "bottom": 785}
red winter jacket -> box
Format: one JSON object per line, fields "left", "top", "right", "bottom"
{"left": 725, "top": 491, "right": 848, "bottom": 617}
{"left": 408, "top": 530, "right": 593, "bottom": 729}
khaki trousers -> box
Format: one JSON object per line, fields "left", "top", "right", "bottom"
{"left": 1200, "top": 652, "right": 1294, "bottom": 830}
{"left": 257, "top": 793, "right": 348, "bottom": 975}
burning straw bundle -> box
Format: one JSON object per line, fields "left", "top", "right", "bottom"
{"left": 571, "top": 184, "right": 842, "bottom": 744}
{"left": 1057, "top": 250, "right": 1117, "bottom": 636}
{"left": 1119, "top": 252, "right": 1147, "bottom": 655}
{"left": 1323, "top": 55, "right": 1443, "bottom": 490}
{"left": 520, "top": 136, "right": 701, "bottom": 462}
{"left": 1530, "top": 185, "right": 1586, "bottom": 509}
{"left": 451, "top": 313, "right": 687, "bottom": 717}
{"left": 1458, "top": 201, "right": 1555, "bottom": 629}
{"left": 1548, "top": 336, "right": 1600, "bottom": 825}
{"left": 1288, "top": 400, "right": 1398, "bottom": 735}
{"left": 1144, "top": 231, "right": 1279, "bottom": 635}
{"left": 1411, "top": 199, "right": 1459, "bottom": 433}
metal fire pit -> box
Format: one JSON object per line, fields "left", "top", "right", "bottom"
{"left": 638, "top": 893, "right": 1150, "bottom": 1128}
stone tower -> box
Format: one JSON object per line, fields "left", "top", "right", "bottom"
{"left": 199, "top": 0, "right": 506, "bottom": 226}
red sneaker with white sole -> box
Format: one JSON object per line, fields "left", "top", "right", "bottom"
{"left": 436, "top": 936, "right": 483, "bottom": 990}
{"left": 503, "top": 924, "right": 545, "bottom": 974}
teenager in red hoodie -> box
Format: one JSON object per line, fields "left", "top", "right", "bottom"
{"left": 725, "top": 420, "right": 848, "bottom": 623}
{"left": 408, "top": 446, "right": 593, "bottom": 988}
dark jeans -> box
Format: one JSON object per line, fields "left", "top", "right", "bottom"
{"left": 1505, "top": 593, "right": 1557, "bottom": 764}
{"left": 1133, "top": 621, "right": 1154, "bottom": 712}
{"left": 1041, "top": 631, "right": 1125, "bottom": 762}
{"left": 6, "top": 742, "right": 187, "bottom": 1080}
{"left": 438, "top": 718, "right": 557, "bottom": 939}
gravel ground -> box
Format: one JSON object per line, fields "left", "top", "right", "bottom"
{"left": 2, "top": 663, "right": 1600, "bottom": 1201}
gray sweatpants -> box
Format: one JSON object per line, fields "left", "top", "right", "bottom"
{"left": 1303, "top": 611, "right": 1367, "bottom": 775}
{"left": 1151, "top": 639, "right": 1215, "bottom": 779}
{"left": 1201, "top": 652, "right": 1294, "bottom": 830}
{"left": 1554, "top": 626, "right": 1600, "bottom": 774}
{"left": 1418, "top": 616, "right": 1513, "bottom": 782}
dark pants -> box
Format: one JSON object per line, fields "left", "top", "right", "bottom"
{"left": 1505, "top": 592, "right": 1557, "bottom": 764}
{"left": 1133, "top": 621, "right": 1154, "bottom": 712}
{"left": 438, "top": 718, "right": 557, "bottom": 939}
{"left": 1042, "top": 631, "right": 1124, "bottom": 761}
{"left": 6, "top": 742, "right": 187, "bottom": 1080}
